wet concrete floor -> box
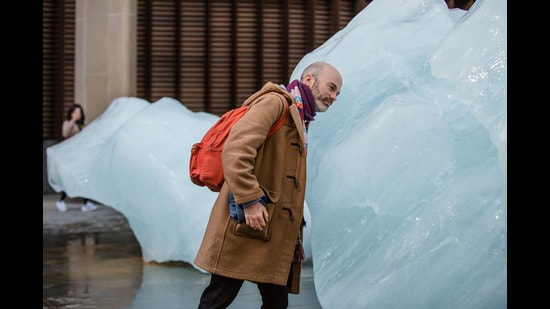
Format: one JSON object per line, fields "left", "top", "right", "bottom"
{"left": 43, "top": 194, "right": 322, "bottom": 308}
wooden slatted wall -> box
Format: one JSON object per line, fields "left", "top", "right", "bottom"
{"left": 42, "top": 0, "right": 76, "bottom": 139}
{"left": 137, "top": 0, "right": 364, "bottom": 115}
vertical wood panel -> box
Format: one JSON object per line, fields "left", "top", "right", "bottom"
{"left": 179, "top": 1, "right": 208, "bottom": 111}
{"left": 262, "top": 0, "right": 285, "bottom": 84}
{"left": 137, "top": 0, "right": 153, "bottom": 101}
{"left": 150, "top": 1, "right": 179, "bottom": 100}
{"left": 42, "top": 0, "right": 75, "bottom": 140}
{"left": 235, "top": 0, "right": 260, "bottom": 106}
{"left": 287, "top": 0, "right": 309, "bottom": 78}
{"left": 208, "top": 0, "right": 232, "bottom": 115}
{"left": 43, "top": 0, "right": 57, "bottom": 139}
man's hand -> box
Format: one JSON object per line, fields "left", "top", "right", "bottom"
{"left": 244, "top": 202, "right": 268, "bottom": 230}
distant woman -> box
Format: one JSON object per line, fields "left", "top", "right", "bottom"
{"left": 55, "top": 103, "right": 99, "bottom": 212}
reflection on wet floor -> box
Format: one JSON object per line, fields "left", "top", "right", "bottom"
{"left": 42, "top": 196, "right": 322, "bottom": 308}
{"left": 43, "top": 230, "right": 145, "bottom": 308}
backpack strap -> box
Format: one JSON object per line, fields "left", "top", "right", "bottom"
{"left": 267, "top": 98, "right": 289, "bottom": 137}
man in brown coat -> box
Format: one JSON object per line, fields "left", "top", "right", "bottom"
{"left": 195, "top": 61, "right": 343, "bottom": 308}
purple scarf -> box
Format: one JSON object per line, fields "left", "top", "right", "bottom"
{"left": 286, "top": 79, "right": 316, "bottom": 122}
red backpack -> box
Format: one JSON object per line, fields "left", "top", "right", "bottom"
{"left": 189, "top": 102, "right": 289, "bottom": 192}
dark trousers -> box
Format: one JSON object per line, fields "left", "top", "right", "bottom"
{"left": 198, "top": 273, "right": 290, "bottom": 309}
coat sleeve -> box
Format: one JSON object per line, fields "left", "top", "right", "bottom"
{"left": 222, "top": 92, "right": 287, "bottom": 204}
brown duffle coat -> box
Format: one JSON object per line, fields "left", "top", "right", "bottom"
{"left": 194, "top": 82, "right": 307, "bottom": 294}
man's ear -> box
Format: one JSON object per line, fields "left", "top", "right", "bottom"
{"left": 303, "top": 74, "right": 314, "bottom": 87}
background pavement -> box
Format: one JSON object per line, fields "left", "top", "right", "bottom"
{"left": 43, "top": 194, "right": 322, "bottom": 308}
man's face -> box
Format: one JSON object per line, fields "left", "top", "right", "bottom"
{"left": 307, "top": 69, "right": 342, "bottom": 113}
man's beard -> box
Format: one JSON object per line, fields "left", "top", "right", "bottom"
{"left": 310, "top": 80, "right": 324, "bottom": 112}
